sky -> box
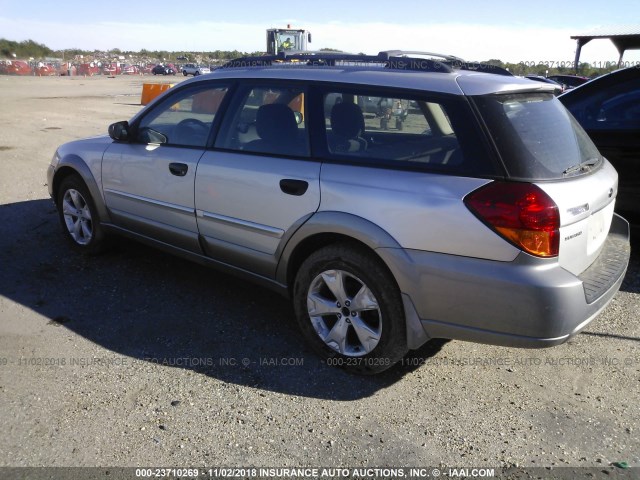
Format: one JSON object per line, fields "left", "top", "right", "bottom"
{"left": 1, "top": 0, "right": 640, "bottom": 64}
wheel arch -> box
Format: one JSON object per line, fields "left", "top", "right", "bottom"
{"left": 52, "top": 157, "right": 110, "bottom": 223}
{"left": 278, "top": 212, "right": 431, "bottom": 351}
{"left": 276, "top": 211, "right": 404, "bottom": 292}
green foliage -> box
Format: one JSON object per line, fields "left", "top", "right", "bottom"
{"left": 61, "top": 48, "right": 85, "bottom": 58}
{"left": 0, "top": 38, "right": 53, "bottom": 59}
{"left": 480, "top": 60, "right": 620, "bottom": 78}
{"left": 485, "top": 59, "right": 505, "bottom": 67}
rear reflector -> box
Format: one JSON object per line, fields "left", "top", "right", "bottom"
{"left": 465, "top": 182, "right": 560, "bottom": 257}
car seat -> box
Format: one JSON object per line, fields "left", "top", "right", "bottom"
{"left": 244, "top": 103, "right": 307, "bottom": 156}
{"left": 329, "top": 102, "right": 368, "bottom": 153}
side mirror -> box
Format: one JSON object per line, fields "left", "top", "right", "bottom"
{"left": 108, "top": 121, "right": 130, "bottom": 141}
{"left": 294, "top": 111, "right": 303, "bottom": 125}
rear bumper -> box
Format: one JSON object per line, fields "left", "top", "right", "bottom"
{"left": 380, "top": 214, "right": 630, "bottom": 349}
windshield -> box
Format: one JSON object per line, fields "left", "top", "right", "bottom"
{"left": 473, "top": 93, "right": 602, "bottom": 180}
{"left": 277, "top": 32, "right": 302, "bottom": 50}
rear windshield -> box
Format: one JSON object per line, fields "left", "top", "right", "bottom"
{"left": 473, "top": 93, "right": 602, "bottom": 180}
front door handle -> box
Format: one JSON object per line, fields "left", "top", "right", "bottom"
{"left": 169, "top": 163, "right": 188, "bottom": 177}
{"left": 280, "top": 179, "right": 309, "bottom": 196}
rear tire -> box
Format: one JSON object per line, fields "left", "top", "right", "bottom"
{"left": 56, "top": 175, "right": 107, "bottom": 255}
{"left": 293, "top": 243, "right": 407, "bottom": 374}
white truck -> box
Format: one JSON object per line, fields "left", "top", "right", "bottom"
{"left": 181, "top": 64, "right": 211, "bottom": 76}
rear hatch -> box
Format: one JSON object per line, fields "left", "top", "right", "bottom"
{"left": 470, "top": 89, "right": 618, "bottom": 275}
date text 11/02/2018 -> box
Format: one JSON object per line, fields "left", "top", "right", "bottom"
{"left": 517, "top": 60, "right": 640, "bottom": 68}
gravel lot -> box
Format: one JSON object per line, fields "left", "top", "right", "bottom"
{"left": 0, "top": 75, "right": 638, "bottom": 478}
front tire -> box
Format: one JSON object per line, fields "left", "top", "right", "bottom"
{"left": 56, "top": 175, "right": 107, "bottom": 255}
{"left": 293, "top": 244, "right": 407, "bottom": 374}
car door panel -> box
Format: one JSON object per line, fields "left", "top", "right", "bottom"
{"left": 102, "top": 143, "right": 203, "bottom": 252}
{"left": 101, "top": 83, "right": 230, "bottom": 252}
{"left": 194, "top": 151, "right": 320, "bottom": 276}
{"left": 194, "top": 83, "right": 319, "bottom": 276}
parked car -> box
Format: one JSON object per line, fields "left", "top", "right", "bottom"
{"left": 151, "top": 64, "right": 175, "bottom": 75}
{"left": 36, "top": 62, "right": 58, "bottom": 76}
{"left": 524, "top": 75, "right": 563, "bottom": 95}
{"left": 141, "top": 64, "right": 156, "bottom": 75}
{"left": 559, "top": 66, "right": 640, "bottom": 220}
{"left": 182, "top": 63, "right": 211, "bottom": 76}
{"left": 2, "top": 60, "right": 32, "bottom": 75}
{"left": 47, "top": 51, "right": 630, "bottom": 374}
{"left": 548, "top": 74, "right": 590, "bottom": 90}
{"left": 122, "top": 64, "right": 140, "bottom": 75}
{"left": 102, "top": 63, "right": 121, "bottom": 75}
{"left": 77, "top": 63, "right": 101, "bottom": 76}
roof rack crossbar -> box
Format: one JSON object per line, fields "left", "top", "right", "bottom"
{"left": 377, "top": 50, "right": 465, "bottom": 62}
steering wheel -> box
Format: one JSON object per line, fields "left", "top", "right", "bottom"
{"left": 173, "top": 118, "right": 209, "bottom": 146}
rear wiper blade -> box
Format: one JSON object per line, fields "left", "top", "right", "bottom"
{"left": 563, "top": 157, "right": 600, "bottom": 176}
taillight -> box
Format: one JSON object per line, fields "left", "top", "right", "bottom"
{"left": 464, "top": 182, "right": 560, "bottom": 257}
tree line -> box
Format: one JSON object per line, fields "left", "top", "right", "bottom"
{"left": 0, "top": 38, "right": 262, "bottom": 61}
{"left": 1, "top": 38, "right": 53, "bottom": 59}
{"left": 0, "top": 38, "right": 619, "bottom": 77}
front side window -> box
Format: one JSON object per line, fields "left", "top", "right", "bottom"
{"left": 215, "top": 85, "right": 309, "bottom": 157}
{"left": 321, "top": 90, "right": 493, "bottom": 175}
{"left": 135, "top": 85, "right": 229, "bottom": 148}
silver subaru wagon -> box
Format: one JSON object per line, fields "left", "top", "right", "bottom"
{"left": 48, "top": 51, "right": 630, "bottom": 374}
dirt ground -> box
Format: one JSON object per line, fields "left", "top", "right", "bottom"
{"left": 0, "top": 75, "right": 638, "bottom": 478}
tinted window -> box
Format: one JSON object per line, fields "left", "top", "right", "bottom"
{"left": 322, "top": 90, "right": 495, "bottom": 175}
{"left": 136, "top": 85, "right": 229, "bottom": 147}
{"left": 566, "top": 78, "right": 640, "bottom": 130}
{"left": 215, "top": 85, "right": 309, "bottom": 157}
{"left": 549, "top": 76, "right": 588, "bottom": 88}
{"left": 474, "top": 93, "right": 601, "bottom": 180}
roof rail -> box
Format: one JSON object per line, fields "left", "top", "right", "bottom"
{"left": 221, "top": 51, "right": 513, "bottom": 76}
{"left": 222, "top": 51, "right": 454, "bottom": 73}
{"left": 377, "top": 50, "right": 465, "bottom": 62}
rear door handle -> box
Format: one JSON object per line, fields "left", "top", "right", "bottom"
{"left": 279, "top": 179, "right": 309, "bottom": 196}
{"left": 169, "top": 163, "right": 188, "bottom": 176}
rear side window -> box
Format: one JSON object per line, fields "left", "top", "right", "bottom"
{"left": 215, "top": 85, "right": 310, "bottom": 157}
{"left": 474, "top": 93, "right": 602, "bottom": 180}
{"left": 321, "top": 90, "right": 495, "bottom": 176}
